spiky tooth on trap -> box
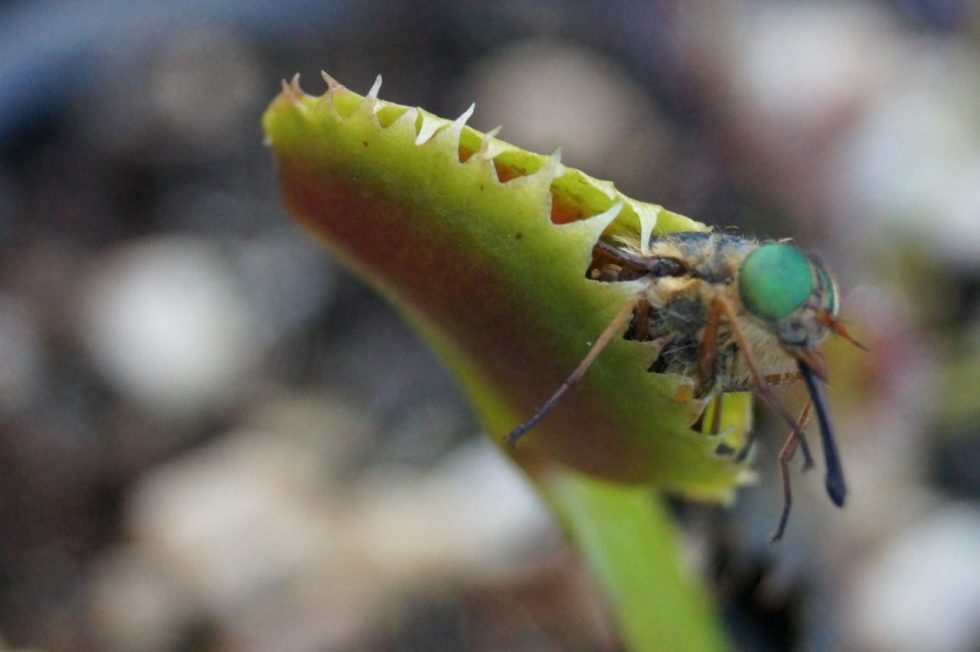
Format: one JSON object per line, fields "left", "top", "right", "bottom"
{"left": 477, "top": 126, "right": 502, "bottom": 159}
{"left": 361, "top": 75, "right": 386, "bottom": 117}
{"left": 548, "top": 146, "right": 562, "bottom": 166}
{"left": 320, "top": 71, "right": 344, "bottom": 92}
{"left": 638, "top": 204, "right": 658, "bottom": 255}
{"left": 431, "top": 104, "right": 476, "bottom": 156}
{"left": 280, "top": 77, "right": 305, "bottom": 108}
{"left": 533, "top": 146, "right": 563, "bottom": 180}
{"left": 576, "top": 198, "right": 624, "bottom": 244}
{"left": 414, "top": 112, "right": 445, "bottom": 146}
{"left": 453, "top": 103, "right": 476, "bottom": 129}
{"left": 290, "top": 73, "right": 304, "bottom": 96}
{"left": 366, "top": 75, "right": 383, "bottom": 101}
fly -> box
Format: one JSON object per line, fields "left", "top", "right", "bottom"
{"left": 506, "top": 230, "right": 865, "bottom": 541}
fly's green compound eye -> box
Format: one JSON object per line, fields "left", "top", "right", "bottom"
{"left": 739, "top": 243, "right": 814, "bottom": 323}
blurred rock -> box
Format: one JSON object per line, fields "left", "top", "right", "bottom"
{"left": 126, "top": 428, "right": 331, "bottom": 616}
{"left": 720, "top": 2, "right": 898, "bottom": 148}
{"left": 81, "top": 26, "right": 265, "bottom": 161}
{"left": 678, "top": 1, "right": 903, "bottom": 237}
{"left": 0, "top": 293, "right": 42, "bottom": 412}
{"left": 353, "top": 439, "right": 553, "bottom": 582}
{"left": 87, "top": 547, "right": 201, "bottom": 652}
{"left": 77, "top": 235, "right": 261, "bottom": 416}
{"left": 150, "top": 28, "right": 263, "bottom": 147}
{"left": 233, "top": 229, "right": 337, "bottom": 344}
{"left": 107, "top": 423, "right": 551, "bottom": 651}
{"left": 835, "top": 42, "right": 980, "bottom": 269}
{"left": 314, "top": 295, "right": 475, "bottom": 463}
{"left": 0, "top": 634, "right": 45, "bottom": 652}
{"left": 243, "top": 392, "right": 372, "bottom": 478}
{"left": 845, "top": 503, "right": 980, "bottom": 652}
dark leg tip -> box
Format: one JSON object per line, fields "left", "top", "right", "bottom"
{"left": 505, "top": 419, "right": 536, "bottom": 450}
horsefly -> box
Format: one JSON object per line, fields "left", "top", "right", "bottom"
{"left": 506, "top": 230, "right": 865, "bottom": 541}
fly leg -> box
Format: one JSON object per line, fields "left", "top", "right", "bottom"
{"left": 769, "top": 400, "right": 814, "bottom": 542}
{"left": 709, "top": 392, "right": 724, "bottom": 435}
{"left": 763, "top": 372, "right": 813, "bottom": 468}
{"left": 710, "top": 296, "right": 814, "bottom": 453}
{"left": 691, "top": 298, "right": 726, "bottom": 436}
{"left": 506, "top": 295, "right": 643, "bottom": 448}
{"left": 625, "top": 299, "right": 655, "bottom": 341}
{"left": 696, "top": 295, "right": 725, "bottom": 394}
{"left": 691, "top": 393, "right": 724, "bottom": 435}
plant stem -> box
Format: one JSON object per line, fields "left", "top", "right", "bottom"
{"left": 542, "top": 470, "right": 730, "bottom": 652}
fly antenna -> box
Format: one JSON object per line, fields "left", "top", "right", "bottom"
{"left": 818, "top": 310, "right": 869, "bottom": 351}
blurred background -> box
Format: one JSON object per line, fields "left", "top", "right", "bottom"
{"left": 1, "top": 1, "right": 979, "bottom": 650}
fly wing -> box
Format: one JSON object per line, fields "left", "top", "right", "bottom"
{"left": 588, "top": 239, "right": 685, "bottom": 282}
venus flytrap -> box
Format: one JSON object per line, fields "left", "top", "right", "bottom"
{"left": 264, "top": 74, "right": 754, "bottom": 496}
{"left": 264, "top": 73, "right": 740, "bottom": 651}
